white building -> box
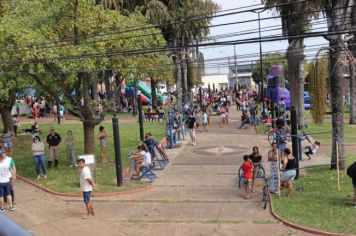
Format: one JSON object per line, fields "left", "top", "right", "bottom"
{"left": 201, "top": 74, "right": 229, "bottom": 91}
{"left": 228, "top": 63, "right": 257, "bottom": 90}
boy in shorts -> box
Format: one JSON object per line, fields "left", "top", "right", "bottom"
{"left": 78, "top": 158, "right": 95, "bottom": 218}
{"left": 241, "top": 155, "right": 254, "bottom": 199}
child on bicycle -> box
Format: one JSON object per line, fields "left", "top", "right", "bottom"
{"left": 241, "top": 155, "right": 254, "bottom": 199}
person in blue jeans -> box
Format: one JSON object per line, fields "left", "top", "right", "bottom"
{"left": 31, "top": 136, "right": 47, "bottom": 179}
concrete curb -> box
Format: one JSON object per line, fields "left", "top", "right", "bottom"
{"left": 269, "top": 193, "right": 354, "bottom": 236}
{"left": 17, "top": 175, "right": 154, "bottom": 198}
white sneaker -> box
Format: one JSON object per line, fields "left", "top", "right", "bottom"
{"left": 354, "top": 205, "right": 356, "bottom": 209}
{"left": 37, "top": 175, "right": 41, "bottom": 179}
{"left": 44, "top": 175, "right": 47, "bottom": 179}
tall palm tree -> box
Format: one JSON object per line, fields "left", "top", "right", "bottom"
{"left": 122, "top": 0, "right": 218, "bottom": 109}
{"left": 262, "top": 0, "right": 320, "bottom": 129}
{"left": 349, "top": 4, "right": 356, "bottom": 124}
{"left": 322, "top": 0, "right": 353, "bottom": 170}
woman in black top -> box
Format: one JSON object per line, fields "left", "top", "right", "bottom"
{"left": 280, "top": 148, "right": 296, "bottom": 197}
{"left": 249, "top": 146, "right": 262, "bottom": 192}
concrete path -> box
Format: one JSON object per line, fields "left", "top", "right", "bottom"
{"left": 6, "top": 108, "right": 325, "bottom": 236}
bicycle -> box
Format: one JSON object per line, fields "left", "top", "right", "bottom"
{"left": 267, "top": 126, "right": 291, "bottom": 144}
{"left": 262, "top": 177, "right": 270, "bottom": 209}
{"left": 238, "top": 164, "right": 266, "bottom": 188}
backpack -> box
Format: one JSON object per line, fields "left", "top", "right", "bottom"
{"left": 347, "top": 161, "right": 356, "bottom": 179}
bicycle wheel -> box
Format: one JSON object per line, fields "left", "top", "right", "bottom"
{"left": 256, "top": 165, "right": 266, "bottom": 178}
{"left": 267, "top": 130, "right": 275, "bottom": 144}
{"left": 238, "top": 166, "right": 244, "bottom": 188}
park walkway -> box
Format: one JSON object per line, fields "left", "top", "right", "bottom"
{"left": 7, "top": 108, "right": 323, "bottom": 236}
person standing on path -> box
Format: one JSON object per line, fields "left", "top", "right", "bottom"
{"left": 46, "top": 127, "right": 62, "bottom": 168}
{"left": 98, "top": 126, "right": 107, "bottom": 163}
{"left": 0, "top": 150, "right": 16, "bottom": 212}
{"left": 241, "top": 155, "right": 254, "bottom": 199}
{"left": 77, "top": 158, "right": 95, "bottom": 218}
{"left": 203, "top": 111, "right": 208, "bottom": 132}
{"left": 249, "top": 146, "right": 262, "bottom": 192}
{"left": 1, "top": 129, "right": 15, "bottom": 156}
{"left": 31, "top": 136, "right": 47, "bottom": 179}
{"left": 268, "top": 142, "right": 279, "bottom": 194}
{"left": 186, "top": 113, "right": 197, "bottom": 146}
{"left": 65, "top": 130, "right": 76, "bottom": 167}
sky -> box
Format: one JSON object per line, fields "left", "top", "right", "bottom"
{"left": 201, "top": 0, "right": 328, "bottom": 74}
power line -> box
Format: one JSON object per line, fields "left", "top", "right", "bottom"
{"left": 12, "top": 42, "right": 352, "bottom": 76}
{"left": 3, "top": 0, "right": 337, "bottom": 50}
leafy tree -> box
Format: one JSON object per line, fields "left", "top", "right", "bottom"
{"left": 307, "top": 59, "right": 328, "bottom": 123}
{"left": 252, "top": 52, "right": 288, "bottom": 85}
{"left": 321, "top": 0, "right": 354, "bottom": 170}
{"left": 262, "top": 0, "right": 322, "bottom": 129}
{"left": 348, "top": 4, "right": 356, "bottom": 124}
{"left": 116, "top": 0, "right": 219, "bottom": 109}
{"left": 1, "top": 0, "right": 169, "bottom": 153}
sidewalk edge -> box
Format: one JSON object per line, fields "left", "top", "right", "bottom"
{"left": 17, "top": 175, "right": 154, "bottom": 198}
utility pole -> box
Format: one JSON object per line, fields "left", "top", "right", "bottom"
{"left": 234, "top": 45, "right": 238, "bottom": 89}
{"left": 257, "top": 11, "right": 265, "bottom": 117}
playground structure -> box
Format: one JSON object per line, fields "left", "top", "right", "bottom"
{"left": 266, "top": 65, "right": 311, "bottom": 109}
{"left": 125, "top": 80, "right": 165, "bottom": 106}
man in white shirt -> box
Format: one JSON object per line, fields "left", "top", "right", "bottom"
{"left": 77, "top": 158, "right": 95, "bottom": 218}
{"left": 0, "top": 150, "right": 16, "bottom": 212}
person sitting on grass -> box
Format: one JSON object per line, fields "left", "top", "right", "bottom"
{"left": 238, "top": 111, "right": 250, "bottom": 129}
{"left": 241, "top": 155, "right": 254, "bottom": 199}
{"left": 304, "top": 141, "right": 320, "bottom": 160}
{"left": 280, "top": 148, "right": 296, "bottom": 197}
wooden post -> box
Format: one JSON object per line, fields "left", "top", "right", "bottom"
{"left": 277, "top": 149, "right": 281, "bottom": 198}
{"left": 336, "top": 140, "right": 341, "bottom": 190}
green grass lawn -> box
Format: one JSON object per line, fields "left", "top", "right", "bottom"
{"left": 304, "top": 122, "right": 356, "bottom": 144}
{"left": 272, "top": 155, "right": 356, "bottom": 235}
{"left": 12, "top": 121, "right": 166, "bottom": 193}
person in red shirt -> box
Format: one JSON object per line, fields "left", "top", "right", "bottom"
{"left": 241, "top": 155, "right": 254, "bottom": 199}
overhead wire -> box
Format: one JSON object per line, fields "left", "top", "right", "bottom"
{"left": 2, "top": 0, "right": 344, "bottom": 50}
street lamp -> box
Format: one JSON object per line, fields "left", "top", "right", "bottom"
{"left": 251, "top": 8, "right": 268, "bottom": 117}
{"left": 220, "top": 47, "right": 238, "bottom": 90}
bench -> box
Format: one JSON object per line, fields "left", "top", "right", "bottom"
{"left": 144, "top": 112, "right": 165, "bottom": 122}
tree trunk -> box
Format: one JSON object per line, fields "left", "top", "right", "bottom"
{"left": 350, "top": 62, "right": 356, "bottom": 124}
{"left": 114, "top": 74, "right": 123, "bottom": 112}
{"left": 181, "top": 59, "right": 188, "bottom": 105}
{"left": 350, "top": 4, "right": 356, "bottom": 123}
{"left": 297, "top": 60, "right": 305, "bottom": 129}
{"left": 330, "top": 40, "right": 345, "bottom": 170}
{"left": 287, "top": 39, "right": 305, "bottom": 129}
{"left": 175, "top": 57, "right": 182, "bottom": 112}
{"left": 104, "top": 70, "right": 114, "bottom": 104}
{"left": 0, "top": 89, "right": 16, "bottom": 132}
{"left": 83, "top": 121, "right": 96, "bottom": 154}
{"left": 81, "top": 72, "right": 101, "bottom": 153}
{"left": 0, "top": 107, "right": 13, "bottom": 132}
{"left": 151, "top": 77, "right": 158, "bottom": 109}
{"left": 133, "top": 79, "right": 138, "bottom": 116}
